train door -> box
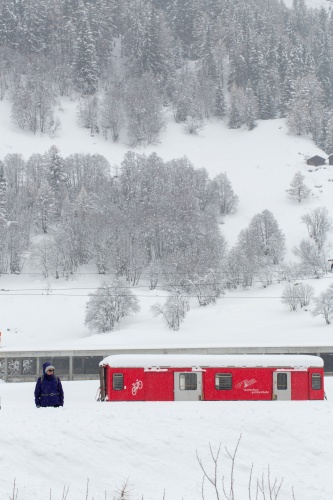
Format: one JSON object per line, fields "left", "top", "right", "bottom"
{"left": 174, "top": 372, "right": 203, "bottom": 401}
{"left": 273, "top": 371, "right": 291, "bottom": 400}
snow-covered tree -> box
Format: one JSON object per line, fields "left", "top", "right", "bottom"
{"left": 243, "top": 209, "right": 286, "bottom": 265}
{"left": 297, "top": 282, "right": 314, "bottom": 308}
{"left": 185, "top": 271, "right": 224, "bottom": 306}
{"left": 244, "top": 87, "right": 258, "bottom": 130}
{"left": 286, "top": 171, "right": 311, "bottom": 202}
{"left": 281, "top": 283, "right": 300, "bottom": 311}
{"left": 214, "top": 76, "right": 226, "bottom": 118}
{"left": 85, "top": 280, "right": 140, "bottom": 333}
{"left": 211, "top": 172, "right": 239, "bottom": 216}
{"left": 100, "top": 83, "right": 125, "bottom": 142}
{"left": 312, "top": 284, "right": 333, "bottom": 324}
{"left": 125, "top": 73, "right": 165, "bottom": 145}
{"left": 281, "top": 282, "right": 314, "bottom": 311}
{"left": 11, "top": 78, "right": 55, "bottom": 134}
{"left": 36, "top": 180, "right": 55, "bottom": 233}
{"left": 45, "top": 145, "right": 67, "bottom": 218}
{"left": 301, "top": 207, "right": 332, "bottom": 250}
{"left": 152, "top": 291, "right": 190, "bottom": 331}
{"left": 78, "top": 95, "right": 99, "bottom": 135}
{"left": 74, "top": 1, "right": 99, "bottom": 94}
{"left": 0, "top": 0, "right": 18, "bottom": 49}
{"left": 293, "top": 239, "right": 326, "bottom": 276}
{"left": 0, "top": 161, "right": 7, "bottom": 225}
{"left": 228, "top": 98, "right": 242, "bottom": 129}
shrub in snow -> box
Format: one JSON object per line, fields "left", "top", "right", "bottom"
{"left": 275, "top": 262, "right": 305, "bottom": 283}
{"left": 184, "top": 271, "right": 225, "bottom": 306}
{"left": 281, "top": 282, "right": 314, "bottom": 311}
{"left": 184, "top": 115, "right": 203, "bottom": 134}
{"left": 85, "top": 280, "right": 140, "bottom": 333}
{"left": 281, "top": 283, "right": 300, "bottom": 311}
{"left": 197, "top": 436, "right": 293, "bottom": 500}
{"left": 152, "top": 291, "right": 190, "bottom": 331}
{"left": 258, "top": 265, "right": 274, "bottom": 287}
{"left": 296, "top": 283, "right": 314, "bottom": 308}
{"left": 312, "top": 284, "right": 333, "bottom": 324}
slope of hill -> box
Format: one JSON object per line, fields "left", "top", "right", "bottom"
{"left": 0, "top": 97, "right": 332, "bottom": 351}
{"left": 284, "top": 0, "right": 331, "bottom": 8}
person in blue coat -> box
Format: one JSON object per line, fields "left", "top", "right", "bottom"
{"left": 34, "top": 362, "right": 64, "bottom": 408}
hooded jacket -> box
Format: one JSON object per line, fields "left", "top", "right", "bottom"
{"left": 34, "top": 362, "right": 64, "bottom": 407}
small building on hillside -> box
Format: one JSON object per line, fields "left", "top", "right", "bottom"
{"left": 306, "top": 155, "right": 326, "bottom": 166}
{"left": 328, "top": 155, "right": 333, "bottom": 165}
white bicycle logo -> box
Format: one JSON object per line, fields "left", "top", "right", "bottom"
{"left": 132, "top": 379, "right": 143, "bottom": 396}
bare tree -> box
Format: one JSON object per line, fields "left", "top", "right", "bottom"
{"left": 293, "top": 239, "right": 326, "bottom": 277}
{"left": 281, "top": 282, "right": 314, "bottom": 311}
{"left": 281, "top": 283, "right": 300, "bottom": 311}
{"left": 301, "top": 207, "right": 332, "bottom": 250}
{"left": 185, "top": 271, "right": 225, "bottom": 306}
{"left": 296, "top": 282, "right": 314, "bottom": 308}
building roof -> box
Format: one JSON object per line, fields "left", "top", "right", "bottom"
{"left": 100, "top": 354, "right": 323, "bottom": 369}
{"left": 306, "top": 155, "right": 326, "bottom": 164}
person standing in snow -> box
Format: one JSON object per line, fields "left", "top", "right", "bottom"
{"left": 34, "top": 362, "right": 64, "bottom": 408}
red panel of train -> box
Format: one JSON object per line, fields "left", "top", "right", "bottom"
{"left": 98, "top": 354, "right": 325, "bottom": 402}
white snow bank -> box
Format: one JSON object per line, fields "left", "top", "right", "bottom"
{"left": 0, "top": 378, "right": 333, "bottom": 500}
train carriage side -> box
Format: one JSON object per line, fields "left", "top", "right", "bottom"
{"left": 203, "top": 366, "right": 324, "bottom": 401}
{"left": 99, "top": 354, "right": 325, "bottom": 402}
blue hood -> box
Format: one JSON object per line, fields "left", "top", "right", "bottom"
{"left": 43, "top": 362, "right": 53, "bottom": 375}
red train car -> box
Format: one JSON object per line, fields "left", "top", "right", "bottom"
{"left": 98, "top": 354, "right": 325, "bottom": 401}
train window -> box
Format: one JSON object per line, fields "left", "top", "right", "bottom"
{"left": 215, "top": 373, "right": 232, "bottom": 390}
{"left": 113, "top": 373, "right": 124, "bottom": 390}
{"left": 277, "top": 373, "right": 287, "bottom": 390}
{"left": 312, "top": 373, "right": 322, "bottom": 390}
{"left": 179, "top": 373, "right": 197, "bottom": 390}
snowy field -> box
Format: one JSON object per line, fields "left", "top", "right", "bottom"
{"left": 0, "top": 377, "right": 333, "bottom": 500}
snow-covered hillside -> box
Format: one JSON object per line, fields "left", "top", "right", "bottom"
{"left": 0, "top": 96, "right": 332, "bottom": 351}
{"left": 284, "top": 0, "right": 332, "bottom": 9}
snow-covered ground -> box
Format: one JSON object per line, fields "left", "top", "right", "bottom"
{"left": 0, "top": 377, "right": 332, "bottom": 500}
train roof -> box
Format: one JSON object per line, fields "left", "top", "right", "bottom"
{"left": 100, "top": 354, "right": 324, "bottom": 369}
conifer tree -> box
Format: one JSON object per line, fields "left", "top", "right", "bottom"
{"left": 20, "top": 0, "right": 48, "bottom": 54}
{"left": 228, "top": 90, "right": 242, "bottom": 129}
{"left": 0, "top": 161, "right": 7, "bottom": 226}
{"left": 286, "top": 171, "right": 311, "bottom": 202}
{"left": 0, "top": 0, "right": 18, "bottom": 48}
{"left": 214, "top": 76, "right": 226, "bottom": 118}
{"left": 74, "top": 1, "right": 99, "bottom": 94}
